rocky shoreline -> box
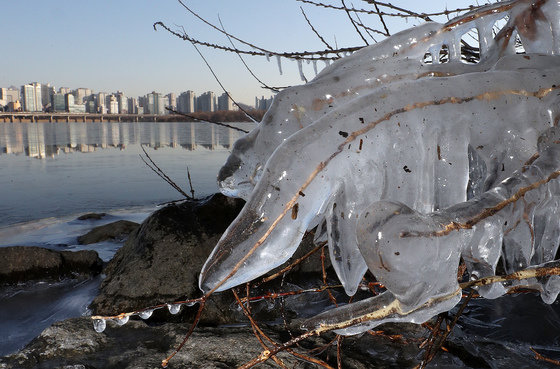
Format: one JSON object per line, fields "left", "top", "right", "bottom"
{"left": 1, "top": 194, "right": 559, "bottom": 368}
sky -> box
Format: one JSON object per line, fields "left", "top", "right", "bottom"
{"left": 1, "top": 0, "right": 478, "bottom": 106}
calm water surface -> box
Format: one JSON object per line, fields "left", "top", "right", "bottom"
{"left": 0, "top": 121, "right": 252, "bottom": 227}
{"left": 0, "top": 121, "right": 252, "bottom": 355}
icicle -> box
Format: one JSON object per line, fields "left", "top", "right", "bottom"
{"left": 93, "top": 319, "right": 106, "bottom": 333}
{"left": 324, "top": 59, "right": 331, "bottom": 67}
{"left": 297, "top": 59, "right": 306, "bottom": 82}
{"left": 265, "top": 53, "right": 270, "bottom": 62}
{"left": 167, "top": 303, "right": 181, "bottom": 315}
{"left": 138, "top": 309, "right": 153, "bottom": 320}
{"left": 115, "top": 316, "right": 129, "bottom": 326}
{"left": 276, "top": 55, "right": 283, "bottom": 75}
{"left": 312, "top": 60, "right": 318, "bottom": 75}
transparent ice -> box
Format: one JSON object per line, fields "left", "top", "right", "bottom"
{"left": 138, "top": 309, "right": 154, "bottom": 320}
{"left": 167, "top": 303, "right": 181, "bottom": 315}
{"left": 202, "top": 0, "right": 560, "bottom": 334}
{"left": 115, "top": 316, "right": 129, "bottom": 326}
{"left": 93, "top": 319, "right": 106, "bottom": 333}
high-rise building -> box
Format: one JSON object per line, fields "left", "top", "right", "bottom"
{"left": 51, "top": 93, "right": 66, "bottom": 112}
{"left": 73, "top": 88, "right": 92, "bottom": 104}
{"left": 255, "top": 95, "right": 274, "bottom": 110}
{"left": 197, "top": 91, "right": 215, "bottom": 112}
{"left": 41, "top": 83, "right": 55, "bottom": 109}
{"left": 116, "top": 91, "right": 127, "bottom": 114}
{"left": 21, "top": 83, "right": 43, "bottom": 112}
{"left": 127, "top": 97, "right": 139, "bottom": 114}
{"left": 1, "top": 87, "right": 20, "bottom": 103}
{"left": 65, "top": 93, "right": 85, "bottom": 113}
{"left": 146, "top": 91, "right": 165, "bottom": 115}
{"left": 108, "top": 95, "right": 119, "bottom": 114}
{"left": 177, "top": 90, "right": 196, "bottom": 113}
{"left": 86, "top": 99, "right": 96, "bottom": 113}
{"left": 97, "top": 92, "right": 107, "bottom": 114}
{"left": 217, "top": 92, "right": 233, "bottom": 111}
{"left": 59, "top": 87, "right": 71, "bottom": 95}
{"left": 166, "top": 93, "right": 176, "bottom": 113}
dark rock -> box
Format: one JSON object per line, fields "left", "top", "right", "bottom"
{"left": 77, "top": 220, "right": 139, "bottom": 245}
{"left": 0, "top": 247, "right": 103, "bottom": 285}
{"left": 0, "top": 317, "right": 424, "bottom": 369}
{"left": 0, "top": 317, "right": 304, "bottom": 369}
{"left": 88, "top": 193, "right": 245, "bottom": 324}
{"left": 88, "top": 193, "right": 336, "bottom": 326}
{"left": 3, "top": 315, "right": 548, "bottom": 369}
{"left": 77, "top": 213, "right": 107, "bottom": 221}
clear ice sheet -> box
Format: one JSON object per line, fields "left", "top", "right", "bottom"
{"left": 201, "top": 0, "right": 560, "bottom": 333}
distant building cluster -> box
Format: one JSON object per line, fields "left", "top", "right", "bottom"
{"left": 0, "top": 82, "right": 275, "bottom": 115}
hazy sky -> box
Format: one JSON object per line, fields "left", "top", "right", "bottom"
{"left": 2, "top": 0, "right": 476, "bottom": 105}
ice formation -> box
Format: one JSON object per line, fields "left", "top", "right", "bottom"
{"left": 202, "top": 0, "right": 560, "bottom": 334}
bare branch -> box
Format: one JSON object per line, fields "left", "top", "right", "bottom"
{"left": 139, "top": 145, "right": 192, "bottom": 199}
{"left": 370, "top": 0, "right": 391, "bottom": 36}
{"left": 300, "top": 7, "right": 340, "bottom": 57}
{"left": 153, "top": 21, "right": 362, "bottom": 60}
{"left": 341, "top": 0, "right": 370, "bottom": 45}
{"left": 218, "top": 16, "right": 281, "bottom": 93}
{"left": 298, "top": 0, "right": 476, "bottom": 20}
{"left": 165, "top": 107, "right": 249, "bottom": 133}
{"left": 185, "top": 34, "right": 259, "bottom": 123}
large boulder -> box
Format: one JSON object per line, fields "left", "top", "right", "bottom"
{"left": 89, "top": 193, "right": 336, "bottom": 326}
{"left": 0, "top": 247, "right": 103, "bottom": 285}
{"left": 77, "top": 220, "right": 140, "bottom": 245}
{"left": 88, "top": 194, "right": 246, "bottom": 324}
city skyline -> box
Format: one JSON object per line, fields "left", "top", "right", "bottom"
{"left": 1, "top": 1, "right": 476, "bottom": 106}
{"left": 1, "top": 82, "right": 274, "bottom": 114}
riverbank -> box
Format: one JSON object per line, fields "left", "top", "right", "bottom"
{"left": 2, "top": 194, "right": 560, "bottom": 368}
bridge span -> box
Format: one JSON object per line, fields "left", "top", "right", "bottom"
{"left": 0, "top": 113, "right": 178, "bottom": 123}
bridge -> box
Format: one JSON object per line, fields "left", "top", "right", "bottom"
{"left": 0, "top": 112, "right": 181, "bottom": 123}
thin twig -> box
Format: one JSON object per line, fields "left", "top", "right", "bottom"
{"left": 256, "top": 241, "right": 326, "bottom": 286}
{"left": 298, "top": 0, "right": 475, "bottom": 20}
{"left": 185, "top": 30, "right": 259, "bottom": 123}
{"left": 419, "top": 290, "right": 474, "bottom": 368}
{"left": 139, "top": 145, "right": 192, "bottom": 199}
{"left": 350, "top": 4, "right": 379, "bottom": 41}
{"left": 218, "top": 16, "right": 281, "bottom": 93}
{"left": 371, "top": 0, "right": 391, "bottom": 36}
{"left": 336, "top": 335, "right": 343, "bottom": 369}
{"left": 161, "top": 300, "right": 206, "bottom": 367}
{"left": 300, "top": 7, "right": 340, "bottom": 57}
{"left": 165, "top": 107, "right": 249, "bottom": 133}
{"left": 187, "top": 166, "right": 195, "bottom": 199}
{"left": 234, "top": 288, "right": 289, "bottom": 369}
{"left": 234, "top": 289, "right": 334, "bottom": 369}
{"left": 154, "top": 21, "right": 362, "bottom": 60}
{"left": 341, "top": 0, "right": 369, "bottom": 45}
{"left": 530, "top": 348, "right": 560, "bottom": 366}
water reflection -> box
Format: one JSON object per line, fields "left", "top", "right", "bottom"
{"left": 0, "top": 122, "right": 249, "bottom": 159}
{"left": 0, "top": 121, "right": 253, "bottom": 227}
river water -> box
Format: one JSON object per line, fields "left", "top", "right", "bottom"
{"left": 0, "top": 121, "right": 253, "bottom": 355}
